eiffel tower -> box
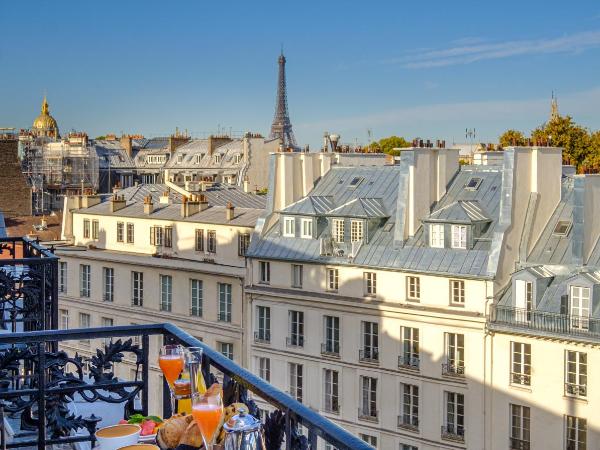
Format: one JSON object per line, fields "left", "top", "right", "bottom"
{"left": 270, "top": 51, "right": 298, "bottom": 149}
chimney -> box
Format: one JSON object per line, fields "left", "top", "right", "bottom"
{"left": 181, "top": 194, "right": 208, "bottom": 218}
{"left": 143, "top": 195, "right": 154, "bottom": 215}
{"left": 198, "top": 193, "right": 209, "bottom": 211}
{"left": 243, "top": 176, "right": 250, "bottom": 193}
{"left": 226, "top": 202, "right": 235, "bottom": 221}
{"left": 207, "top": 134, "right": 232, "bottom": 156}
{"left": 110, "top": 194, "right": 127, "bottom": 212}
{"left": 120, "top": 135, "right": 133, "bottom": 158}
{"left": 159, "top": 191, "right": 170, "bottom": 205}
{"left": 81, "top": 194, "right": 101, "bottom": 209}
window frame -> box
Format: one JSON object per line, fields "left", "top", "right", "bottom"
{"left": 430, "top": 223, "right": 445, "bottom": 248}
{"left": 350, "top": 220, "right": 364, "bottom": 243}
{"left": 102, "top": 267, "right": 114, "bottom": 302}
{"left": 91, "top": 219, "right": 99, "bottom": 240}
{"left": 195, "top": 229, "right": 204, "bottom": 252}
{"left": 131, "top": 271, "right": 143, "bottom": 306}
{"left": 79, "top": 264, "right": 91, "bottom": 298}
{"left": 510, "top": 341, "right": 531, "bottom": 386}
{"left": 324, "top": 369, "right": 339, "bottom": 413}
{"left": 283, "top": 217, "right": 295, "bottom": 237}
{"left": 256, "top": 306, "right": 271, "bottom": 342}
{"left": 570, "top": 286, "right": 591, "bottom": 330}
{"left": 238, "top": 232, "right": 250, "bottom": 256}
{"left": 565, "top": 350, "right": 587, "bottom": 398}
{"left": 259, "top": 261, "right": 270, "bottom": 284}
{"left": 327, "top": 268, "right": 339, "bottom": 292}
{"left": 565, "top": 416, "right": 586, "bottom": 450}
{"left": 407, "top": 276, "right": 420, "bottom": 301}
{"left": 510, "top": 404, "right": 531, "bottom": 448}
{"left": 159, "top": 274, "right": 172, "bottom": 312}
{"left": 291, "top": 264, "right": 303, "bottom": 288}
{"left": 289, "top": 310, "right": 304, "bottom": 347}
{"left": 126, "top": 222, "right": 134, "bottom": 243}
{"left": 451, "top": 224, "right": 467, "bottom": 249}
{"left": 364, "top": 271, "right": 377, "bottom": 296}
{"left": 450, "top": 279, "right": 465, "bottom": 305}
{"left": 59, "top": 261, "right": 67, "bottom": 293}
{"left": 83, "top": 219, "right": 90, "bottom": 239}
{"left": 190, "top": 279, "right": 203, "bottom": 317}
{"left": 289, "top": 362, "right": 303, "bottom": 402}
{"left": 332, "top": 218, "right": 344, "bottom": 243}
{"left": 218, "top": 282, "right": 232, "bottom": 322}
{"left": 116, "top": 222, "right": 124, "bottom": 243}
{"left": 300, "top": 218, "right": 313, "bottom": 239}
{"left": 400, "top": 383, "right": 419, "bottom": 428}
{"left": 207, "top": 230, "right": 217, "bottom": 253}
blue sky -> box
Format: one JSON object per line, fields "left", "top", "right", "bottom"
{"left": 1, "top": 0, "right": 600, "bottom": 148}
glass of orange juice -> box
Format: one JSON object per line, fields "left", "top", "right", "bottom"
{"left": 192, "top": 391, "right": 223, "bottom": 450}
{"left": 158, "top": 344, "right": 184, "bottom": 414}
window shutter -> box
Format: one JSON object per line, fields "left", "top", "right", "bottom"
{"left": 560, "top": 294, "right": 569, "bottom": 315}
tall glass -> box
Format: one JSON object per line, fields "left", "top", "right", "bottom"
{"left": 158, "top": 344, "right": 184, "bottom": 414}
{"left": 192, "top": 391, "right": 223, "bottom": 450}
{"left": 185, "top": 347, "right": 205, "bottom": 396}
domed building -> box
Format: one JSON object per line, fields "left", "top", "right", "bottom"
{"left": 32, "top": 96, "right": 59, "bottom": 139}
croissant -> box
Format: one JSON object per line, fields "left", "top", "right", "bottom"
{"left": 179, "top": 420, "right": 203, "bottom": 447}
{"left": 156, "top": 414, "right": 193, "bottom": 449}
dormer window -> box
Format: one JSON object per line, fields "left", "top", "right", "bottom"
{"left": 177, "top": 154, "right": 183, "bottom": 163}
{"left": 570, "top": 286, "right": 590, "bottom": 330}
{"left": 351, "top": 220, "right": 363, "bottom": 242}
{"left": 430, "top": 224, "right": 445, "bottom": 248}
{"left": 451, "top": 225, "right": 467, "bottom": 249}
{"left": 515, "top": 280, "right": 533, "bottom": 321}
{"left": 195, "top": 154, "right": 202, "bottom": 164}
{"left": 332, "top": 219, "right": 344, "bottom": 243}
{"left": 283, "top": 217, "right": 295, "bottom": 237}
{"left": 234, "top": 154, "right": 242, "bottom": 164}
{"left": 214, "top": 154, "right": 222, "bottom": 164}
{"left": 465, "top": 177, "right": 482, "bottom": 191}
{"left": 301, "top": 218, "right": 313, "bottom": 239}
{"left": 553, "top": 220, "right": 572, "bottom": 236}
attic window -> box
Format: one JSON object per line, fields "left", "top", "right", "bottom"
{"left": 553, "top": 220, "right": 572, "bottom": 236}
{"left": 383, "top": 222, "right": 394, "bottom": 232}
{"left": 349, "top": 177, "right": 364, "bottom": 188}
{"left": 465, "top": 177, "right": 482, "bottom": 190}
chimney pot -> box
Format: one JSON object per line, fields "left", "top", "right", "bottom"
{"left": 226, "top": 202, "right": 235, "bottom": 221}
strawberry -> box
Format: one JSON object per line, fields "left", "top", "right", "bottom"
{"left": 118, "top": 419, "right": 128, "bottom": 425}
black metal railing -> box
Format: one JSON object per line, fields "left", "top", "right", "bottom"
{"left": 441, "top": 424, "right": 465, "bottom": 442}
{"left": 442, "top": 362, "right": 465, "bottom": 377}
{"left": 286, "top": 335, "right": 304, "bottom": 347}
{"left": 357, "top": 407, "right": 378, "bottom": 422}
{"left": 397, "top": 415, "right": 419, "bottom": 431}
{"left": 509, "top": 437, "right": 531, "bottom": 449}
{"left": 0, "top": 237, "right": 59, "bottom": 333}
{"left": 489, "top": 304, "right": 600, "bottom": 340}
{"left": 510, "top": 372, "right": 531, "bottom": 386}
{"left": 254, "top": 330, "right": 271, "bottom": 344}
{"left": 321, "top": 342, "right": 340, "bottom": 357}
{"left": 565, "top": 382, "right": 587, "bottom": 397}
{"left": 0, "top": 324, "right": 372, "bottom": 450}
{"left": 359, "top": 348, "right": 379, "bottom": 363}
{"left": 398, "top": 354, "right": 420, "bottom": 370}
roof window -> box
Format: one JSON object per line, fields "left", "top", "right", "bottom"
{"left": 553, "top": 220, "right": 572, "bottom": 236}
{"left": 349, "top": 177, "right": 364, "bottom": 188}
{"left": 465, "top": 177, "right": 482, "bottom": 191}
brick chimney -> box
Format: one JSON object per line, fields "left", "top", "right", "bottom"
{"left": 81, "top": 194, "right": 101, "bottom": 209}
{"left": 181, "top": 194, "right": 208, "bottom": 217}
{"left": 226, "top": 202, "right": 235, "bottom": 221}
{"left": 143, "top": 195, "right": 153, "bottom": 215}
{"left": 120, "top": 135, "right": 133, "bottom": 158}
{"left": 110, "top": 194, "right": 127, "bottom": 212}
{"left": 207, "top": 135, "right": 232, "bottom": 156}
{"left": 169, "top": 135, "right": 190, "bottom": 153}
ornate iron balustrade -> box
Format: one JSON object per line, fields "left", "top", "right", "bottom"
{"left": 358, "top": 348, "right": 379, "bottom": 363}
{"left": 286, "top": 335, "right": 304, "bottom": 348}
{"left": 0, "top": 324, "right": 372, "bottom": 450}
{"left": 0, "top": 237, "right": 59, "bottom": 333}
{"left": 442, "top": 362, "right": 465, "bottom": 377}
{"left": 565, "top": 382, "right": 587, "bottom": 397}
{"left": 397, "top": 415, "right": 419, "bottom": 431}
{"left": 509, "top": 437, "right": 531, "bottom": 450}
{"left": 254, "top": 330, "right": 271, "bottom": 344}
{"left": 321, "top": 342, "right": 340, "bottom": 357}
{"left": 357, "top": 407, "right": 378, "bottom": 422}
{"left": 441, "top": 424, "right": 465, "bottom": 442}
{"left": 510, "top": 372, "right": 531, "bottom": 386}
{"left": 398, "top": 354, "right": 420, "bottom": 370}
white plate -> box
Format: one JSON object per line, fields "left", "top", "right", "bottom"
{"left": 138, "top": 433, "right": 157, "bottom": 443}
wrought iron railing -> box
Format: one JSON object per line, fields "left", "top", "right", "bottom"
{"left": 321, "top": 342, "right": 340, "bottom": 357}
{"left": 0, "top": 324, "right": 372, "bottom": 450}
{"left": 357, "top": 407, "right": 378, "bottom": 422}
{"left": 286, "top": 335, "right": 304, "bottom": 347}
{"left": 254, "top": 330, "right": 271, "bottom": 344}
{"left": 442, "top": 362, "right": 465, "bottom": 377}
{"left": 510, "top": 372, "right": 531, "bottom": 386}
{"left": 398, "top": 354, "right": 420, "bottom": 370}
{"left": 397, "top": 415, "right": 419, "bottom": 431}
{"left": 509, "top": 436, "right": 530, "bottom": 450}
{"left": 565, "top": 382, "right": 587, "bottom": 397}
{"left": 358, "top": 348, "right": 379, "bottom": 363}
{"left": 441, "top": 424, "right": 465, "bottom": 442}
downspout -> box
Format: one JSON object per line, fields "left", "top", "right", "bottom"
{"left": 483, "top": 281, "right": 494, "bottom": 450}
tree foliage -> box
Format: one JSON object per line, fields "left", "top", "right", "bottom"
{"left": 499, "top": 130, "right": 527, "bottom": 147}
{"left": 369, "top": 135, "right": 411, "bottom": 155}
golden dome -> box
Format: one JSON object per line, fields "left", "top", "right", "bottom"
{"left": 32, "top": 96, "right": 59, "bottom": 137}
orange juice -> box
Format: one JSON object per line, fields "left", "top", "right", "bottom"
{"left": 192, "top": 403, "right": 223, "bottom": 444}
{"left": 158, "top": 354, "right": 184, "bottom": 385}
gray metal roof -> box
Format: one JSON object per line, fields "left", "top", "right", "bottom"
{"left": 282, "top": 196, "right": 334, "bottom": 215}
{"left": 327, "top": 198, "right": 388, "bottom": 218}
{"left": 93, "top": 140, "right": 135, "bottom": 169}
{"left": 164, "top": 139, "right": 245, "bottom": 170}
{"left": 427, "top": 200, "right": 491, "bottom": 223}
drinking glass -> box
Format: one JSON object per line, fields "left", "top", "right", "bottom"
{"left": 185, "top": 346, "right": 205, "bottom": 396}
{"left": 158, "top": 344, "right": 184, "bottom": 414}
{"left": 192, "top": 391, "right": 224, "bottom": 450}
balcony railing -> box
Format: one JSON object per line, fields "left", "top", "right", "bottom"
{"left": 397, "top": 415, "right": 419, "bottom": 431}
{"left": 286, "top": 335, "right": 304, "bottom": 347}
{"left": 442, "top": 362, "right": 465, "bottom": 377}
{"left": 441, "top": 424, "right": 465, "bottom": 442}
{"left": 0, "top": 324, "right": 372, "bottom": 450}
{"left": 254, "top": 330, "right": 271, "bottom": 344}
{"left": 357, "top": 407, "right": 379, "bottom": 422}
{"left": 565, "top": 382, "right": 587, "bottom": 397}
{"left": 359, "top": 348, "right": 379, "bottom": 363}
{"left": 489, "top": 304, "right": 600, "bottom": 341}
{"left": 510, "top": 437, "right": 531, "bottom": 450}
{"left": 510, "top": 372, "right": 531, "bottom": 386}
{"left": 398, "top": 354, "right": 420, "bottom": 370}
{"left": 321, "top": 342, "right": 340, "bottom": 357}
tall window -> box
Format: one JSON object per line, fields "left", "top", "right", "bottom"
{"left": 565, "top": 416, "right": 586, "bottom": 450}
{"left": 351, "top": 220, "right": 363, "bottom": 242}
{"left": 359, "top": 435, "right": 377, "bottom": 447}
{"left": 83, "top": 219, "right": 90, "bottom": 238}
{"left": 79, "top": 313, "right": 91, "bottom": 344}
{"left": 190, "top": 279, "right": 203, "bottom": 316}
{"left": 60, "top": 309, "right": 69, "bottom": 330}
{"left": 323, "top": 316, "right": 340, "bottom": 355}
{"left": 450, "top": 280, "right": 465, "bottom": 305}
{"left": 150, "top": 226, "right": 163, "bottom": 246}
{"left": 289, "top": 363, "right": 303, "bottom": 402}
{"left": 159, "top": 275, "right": 172, "bottom": 311}
{"left": 361, "top": 321, "right": 379, "bottom": 361}
{"left": 570, "top": 286, "right": 590, "bottom": 330}
{"left": 407, "top": 276, "right": 420, "bottom": 301}
{"left": 327, "top": 268, "right": 339, "bottom": 291}
{"left": 79, "top": 264, "right": 90, "bottom": 297}
{"left": 92, "top": 219, "right": 99, "bottom": 239}
{"left": 59, "top": 262, "right": 67, "bottom": 293}
{"left": 102, "top": 267, "right": 114, "bottom": 302}
{"left": 238, "top": 233, "right": 250, "bottom": 256}
{"left": 259, "top": 261, "right": 270, "bottom": 284}
{"left": 219, "top": 342, "right": 233, "bottom": 360}
{"left": 359, "top": 376, "right": 377, "bottom": 419}
{"left": 451, "top": 225, "right": 467, "bottom": 249}
{"left": 515, "top": 280, "right": 533, "bottom": 322}
{"left": 207, "top": 230, "right": 217, "bottom": 253}
{"left": 291, "top": 264, "right": 303, "bottom": 288}
{"left": 126, "top": 222, "right": 134, "bottom": 243}
{"left": 256, "top": 306, "right": 271, "bottom": 342}
{"left": 218, "top": 283, "right": 232, "bottom": 322}
{"left": 332, "top": 219, "right": 344, "bottom": 243}
{"left": 288, "top": 310, "right": 304, "bottom": 347}
{"left": 131, "top": 271, "right": 143, "bottom": 306}
{"left": 364, "top": 272, "right": 377, "bottom": 296}
{"left": 116, "top": 222, "right": 124, "bottom": 242}
{"left": 430, "top": 223, "right": 445, "bottom": 248}
{"left": 510, "top": 404, "right": 530, "bottom": 449}
{"left": 566, "top": 351, "right": 587, "bottom": 397}
{"left": 400, "top": 326, "right": 420, "bottom": 369}
{"left": 283, "top": 217, "right": 295, "bottom": 237}
{"left": 258, "top": 357, "right": 270, "bottom": 382}
{"left": 400, "top": 383, "right": 419, "bottom": 429}
{"left": 195, "top": 229, "right": 204, "bottom": 251}
{"left": 400, "top": 445, "right": 417, "bottom": 450}
{"left": 444, "top": 392, "right": 465, "bottom": 438}
{"left": 444, "top": 333, "right": 465, "bottom": 375}
{"left": 164, "top": 226, "right": 173, "bottom": 248}
{"left": 301, "top": 219, "right": 313, "bottom": 239}
{"left": 511, "top": 342, "right": 531, "bottom": 386}
{"left": 324, "top": 369, "right": 339, "bottom": 413}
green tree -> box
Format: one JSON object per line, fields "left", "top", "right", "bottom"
{"left": 499, "top": 129, "right": 527, "bottom": 147}
{"left": 531, "top": 116, "right": 591, "bottom": 169}
{"left": 371, "top": 136, "right": 411, "bottom": 155}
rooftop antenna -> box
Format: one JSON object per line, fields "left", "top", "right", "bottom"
{"left": 367, "top": 128, "right": 372, "bottom": 145}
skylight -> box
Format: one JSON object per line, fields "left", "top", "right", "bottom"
{"left": 465, "top": 177, "right": 482, "bottom": 190}
{"left": 553, "top": 220, "right": 572, "bottom": 236}
{"left": 349, "top": 177, "right": 364, "bottom": 188}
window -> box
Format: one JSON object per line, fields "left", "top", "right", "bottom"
{"left": 360, "top": 321, "right": 379, "bottom": 362}
{"left": 79, "top": 313, "right": 91, "bottom": 344}
{"left": 160, "top": 275, "right": 172, "bottom": 311}
{"left": 570, "top": 286, "right": 590, "bottom": 330}
{"left": 214, "top": 154, "right": 221, "bottom": 164}
{"left": 451, "top": 225, "right": 467, "bottom": 249}
{"left": 207, "top": 230, "right": 217, "bottom": 253}
{"left": 515, "top": 280, "right": 533, "bottom": 322}
{"left": 288, "top": 310, "right": 304, "bottom": 347}
{"left": 219, "top": 342, "right": 233, "bottom": 360}
{"left": 511, "top": 342, "right": 531, "bottom": 386}
{"left": 323, "top": 316, "right": 340, "bottom": 355}
{"left": 255, "top": 306, "right": 271, "bottom": 342}
{"left": 364, "top": 272, "right": 377, "bottom": 296}
{"left": 258, "top": 357, "right": 270, "bottom": 382}
{"left": 102, "top": 267, "right": 114, "bottom": 302}
{"left": 283, "top": 217, "right": 295, "bottom": 237}
{"left": 79, "top": 264, "right": 90, "bottom": 297}
{"left": 510, "top": 404, "right": 530, "bottom": 449}
{"left": 349, "top": 176, "right": 364, "bottom": 188}
{"left": 101, "top": 317, "right": 113, "bottom": 346}
{"left": 195, "top": 229, "right": 204, "bottom": 251}
{"left": 116, "top": 222, "right": 124, "bottom": 242}
{"left": 299, "top": 218, "right": 313, "bottom": 239}
{"left": 351, "top": 220, "right": 363, "bottom": 242}
{"left": 465, "top": 177, "right": 482, "bottom": 190}
{"left": 450, "top": 280, "right": 465, "bottom": 305}
{"left": 60, "top": 309, "right": 69, "bottom": 330}
{"left": 407, "top": 276, "right": 420, "bottom": 301}
{"left": 359, "top": 434, "right": 377, "bottom": 447}
{"left": 400, "top": 326, "right": 419, "bottom": 369}
{"left": 83, "top": 219, "right": 90, "bottom": 238}
{"left": 150, "top": 226, "right": 163, "bottom": 246}
{"left": 324, "top": 369, "right": 339, "bottom": 413}
{"left": 91, "top": 220, "right": 99, "bottom": 239}
{"left": 289, "top": 363, "right": 303, "bottom": 402}
{"left": 238, "top": 233, "right": 250, "bottom": 256}
{"left": 444, "top": 392, "right": 465, "bottom": 439}
{"left": 291, "top": 264, "right": 303, "bottom": 288}
{"left": 401, "top": 445, "right": 417, "bottom": 450}
{"left": 218, "top": 283, "right": 232, "bottom": 322}
{"left": 164, "top": 226, "right": 173, "bottom": 248}
{"left": 565, "top": 351, "right": 587, "bottom": 397}
{"left": 332, "top": 219, "right": 344, "bottom": 243}
{"left": 131, "top": 271, "right": 143, "bottom": 306}
{"left": 126, "top": 223, "right": 134, "bottom": 243}
{"left": 234, "top": 153, "right": 242, "bottom": 164}
{"left": 565, "top": 416, "right": 586, "bottom": 450}
{"left": 190, "top": 279, "right": 203, "bottom": 316}
{"left": 444, "top": 333, "right": 465, "bottom": 375}
{"left": 359, "top": 376, "right": 377, "bottom": 419}
{"left": 430, "top": 223, "right": 445, "bottom": 248}
{"left": 327, "top": 268, "right": 339, "bottom": 291}
{"left": 553, "top": 220, "right": 572, "bottom": 236}
{"left": 400, "top": 383, "right": 419, "bottom": 429}
{"left": 59, "top": 262, "right": 67, "bottom": 293}
{"left": 259, "top": 261, "right": 270, "bottom": 284}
